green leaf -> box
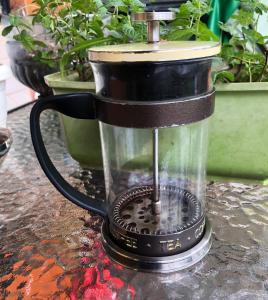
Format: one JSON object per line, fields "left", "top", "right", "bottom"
{"left": 166, "top": 29, "right": 193, "bottom": 41}
{"left": 196, "top": 22, "right": 219, "bottom": 41}
{"left": 1, "top": 25, "right": 14, "bottom": 36}
{"left": 13, "top": 30, "right": 37, "bottom": 51}
{"left": 108, "top": 29, "right": 123, "bottom": 39}
{"left": 60, "top": 37, "right": 112, "bottom": 76}
{"left": 169, "top": 18, "right": 191, "bottom": 27}
{"left": 122, "top": 21, "right": 136, "bottom": 38}
{"left": 94, "top": 0, "right": 108, "bottom": 16}
{"left": 8, "top": 15, "right": 21, "bottom": 27}
{"left": 183, "top": 0, "right": 211, "bottom": 16}
{"left": 33, "top": 40, "right": 47, "bottom": 48}
{"left": 232, "top": 9, "right": 254, "bottom": 27}
{"left": 176, "top": 3, "right": 192, "bottom": 18}
{"left": 9, "top": 15, "right": 32, "bottom": 30}
{"left": 125, "top": 0, "right": 145, "bottom": 8}
{"left": 242, "top": 28, "right": 264, "bottom": 44}
{"left": 215, "top": 71, "right": 235, "bottom": 83}
{"left": 106, "top": 0, "right": 125, "bottom": 8}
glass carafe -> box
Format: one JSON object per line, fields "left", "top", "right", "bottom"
{"left": 30, "top": 11, "right": 220, "bottom": 272}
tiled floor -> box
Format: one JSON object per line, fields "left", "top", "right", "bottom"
{"left": 0, "top": 23, "right": 35, "bottom": 111}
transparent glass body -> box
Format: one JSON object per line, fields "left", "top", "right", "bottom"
{"left": 100, "top": 120, "right": 209, "bottom": 234}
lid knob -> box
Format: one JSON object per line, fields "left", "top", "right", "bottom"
{"left": 132, "top": 11, "right": 175, "bottom": 43}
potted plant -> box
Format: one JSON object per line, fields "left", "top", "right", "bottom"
{"left": 2, "top": 11, "right": 58, "bottom": 96}
{"left": 2, "top": 0, "right": 147, "bottom": 167}
{"left": 6, "top": 40, "right": 57, "bottom": 96}
{"left": 163, "top": 0, "right": 268, "bottom": 181}
{"left": 208, "top": 0, "right": 268, "bottom": 181}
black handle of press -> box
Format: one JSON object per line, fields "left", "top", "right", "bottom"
{"left": 30, "top": 93, "right": 107, "bottom": 217}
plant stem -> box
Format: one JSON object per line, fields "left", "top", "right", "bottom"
{"left": 15, "top": 26, "right": 21, "bottom": 34}
{"left": 231, "top": 56, "right": 258, "bottom": 65}
{"left": 255, "top": 15, "right": 260, "bottom": 32}
{"left": 196, "top": 1, "right": 201, "bottom": 38}
{"left": 257, "top": 50, "right": 268, "bottom": 82}
{"left": 248, "top": 62, "right": 252, "bottom": 82}
{"left": 189, "top": 16, "right": 194, "bottom": 29}
{"left": 235, "top": 63, "right": 243, "bottom": 82}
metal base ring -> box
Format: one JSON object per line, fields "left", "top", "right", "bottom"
{"left": 101, "top": 218, "right": 212, "bottom": 273}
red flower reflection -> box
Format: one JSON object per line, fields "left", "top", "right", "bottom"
{"left": 0, "top": 216, "right": 135, "bottom": 299}
{"left": 70, "top": 216, "right": 135, "bottom": 300}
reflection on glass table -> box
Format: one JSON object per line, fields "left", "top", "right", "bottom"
{"left": 0, "top": 105, "right": 268, "bottom": 299}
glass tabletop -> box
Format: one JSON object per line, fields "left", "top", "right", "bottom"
{"left": 0, "top": 104, "right": 268, "bottom": 300}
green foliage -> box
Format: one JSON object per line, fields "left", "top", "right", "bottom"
{"left": 3, "top": 0, "right": 268, "bottom": 83}
{"left": 214, "top": 70, "right": 235, "bottom": 83}
{"left": 164, "top": 0, "right": 268, "bottom": 83}
{"left": 165, "top": 0, "right": 218, "bottom": 42}
{"left": 2, "top": 0, "right": 146, "bottom": 81}
{"left": 218, "top": 0, "right": 268, "bottom": 83}
{"left": 2, "top": 16, "right": 32, "bottom": 48}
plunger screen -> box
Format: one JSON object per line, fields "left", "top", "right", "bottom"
{"left": 109, "top": 185, "right": 204, "bottom": 256}
{"left": 112, "top": 185, "right": 201, "bottom": 234}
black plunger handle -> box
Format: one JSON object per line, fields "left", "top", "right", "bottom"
{"left": 30, "top": 93, "right": 107, "bottom": 217}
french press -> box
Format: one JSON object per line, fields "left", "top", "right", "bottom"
{"left": 30, "top": 12, "right": 220, "bottom": 273}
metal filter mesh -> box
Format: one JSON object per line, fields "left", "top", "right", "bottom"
{"left": 111, "top": 185, "right": 202, "bottom": 236}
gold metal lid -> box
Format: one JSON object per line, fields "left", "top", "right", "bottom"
{"left": 89, "top": 41, "right": 221, "bottom": 63}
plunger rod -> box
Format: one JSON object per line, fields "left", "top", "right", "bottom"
{"left": 153, "top": 128, "right": 161, "bottom": 215}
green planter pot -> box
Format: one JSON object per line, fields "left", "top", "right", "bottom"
{"left": 208, "top": 82, "right": 268, "bottom": 181}
{"left": 45, "top": 72, "right": 103, "bottom": 168}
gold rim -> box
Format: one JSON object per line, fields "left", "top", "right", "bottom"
{"left": 89, "top": 41, "right": 221, "bottom": 62}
